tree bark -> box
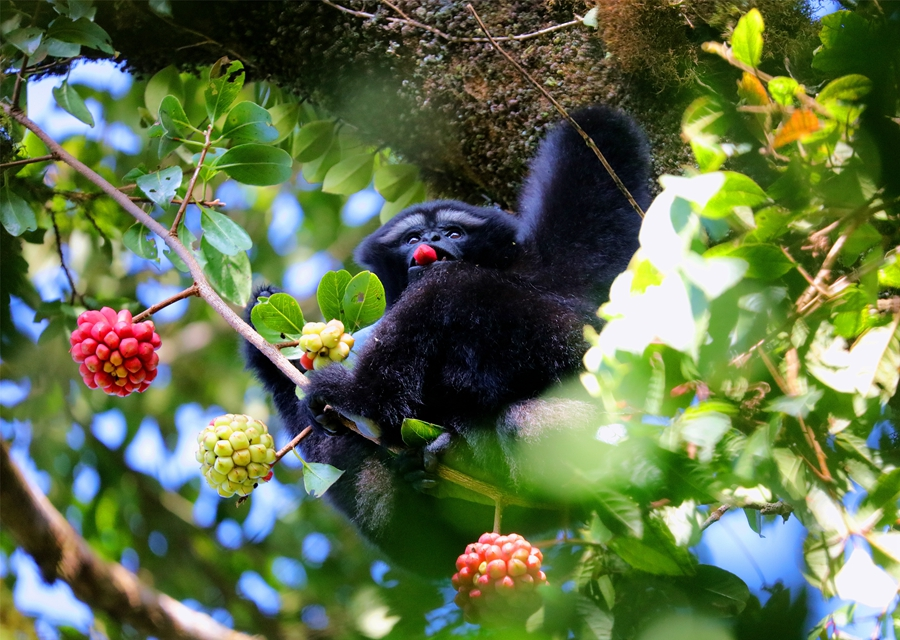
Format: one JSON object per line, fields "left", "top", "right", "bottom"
{"left": 76, "top": 1, "right": 815, "bottom": 204}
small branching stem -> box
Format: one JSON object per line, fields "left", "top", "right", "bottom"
{"left": 50, "top": 211, "right": 78, "bottom": 305}
{"left": 0, "top": 154, "right": 57, "bottom": 170}
{"left": 11, "top": 55, "right": 29, "bottom": 110}
{"left": 273, "top": 427, "right": 312, "bottom": 464}
{"left": 466, "top": 4, "right": 644, "bottom": 219}
{"left": 700, "top": 501, "right": 794, "bottom": 531}
{"left": 170, "top": 124, "right": 214, "bottom": 235}
{"left": 133, "top": 285, "right": 200, "bottom": 323}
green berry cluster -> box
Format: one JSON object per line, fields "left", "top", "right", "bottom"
{"left": 298, "top": 319, "right": 355, "bottom": 371}
{"left": 196, "top": 414, "right": 276, "bottom": 498}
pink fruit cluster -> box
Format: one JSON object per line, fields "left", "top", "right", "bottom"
{"left": 69, "top": 307, "right": 161, "bottom": 396}
{"left": 452, "top": 532, "right": 548, "bottom": 623}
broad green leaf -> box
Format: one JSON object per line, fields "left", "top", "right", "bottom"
{"left": 199, "top": 205, "right": 252, "bottom": 256}
{"left": 690, "top": 138, "right": 727, "bottom": 173}
{"left": 374, "top": 164, "right": 420, "bottom": 202}
{"left": 594, "top": 487, "right": 643, "bottom": 538}
{"left": 401, "top": 418, "right": 447, "bottom": 447}
{"left": 136, "top": 166, "right": 182, "bottom": 208}
{"left": 216, "top": 144, "right": 292, "bottom": 186}
{"left": 205, "top": 58, "right": 245, "bottom": 123}
{"left": 158, "top": 95, "right": 192, "bottom": 138}
{"left": 817, "top": 74, "right": 872, "bottom": 104}
{"left": 341, "top": 271, "right": 386, "bottom": 331}
{"left": 267, "top": 102, "right": 301, "bottom": 144}
{"left": 122, "top": 222, "right": 157, "bottom": 261}
{"left": 322, "top": 153, "right": 375, "bottom": 196}
{"left": 6, "top": 27, "right": 43, "bottom": 55}
{"left": 222, "top": 101, "right": 278, "bottom": 143}
{"left": 293, "top": 120, "right": 334, "bottom": 162}
{"left": 62, "top": 1, "right": 95, "bottom": 21}
{"left": 250, "top": 302, "right": 284, "bottom": 344}
{"left": 52, "top": 81, "right": 94, "bottom": 127}
{"left": 766, "top": 387, "right": 823, "bottom": 419}
{"left": 302, "top": 460, "right": 344, "bottom": 498}
{"left": 252, "top": 292, "right": 305, "bottom": 337}
{"left": 301, "top": 141, "right": 342, "bottom": 184}
{"left": 878, "top": 254, "right": 900, "bottom": 288}
{"left": 46, "top": 16, "right": 113, "bottom": 54}
{"left": 680, "top": 411, "right": 731, "bottom": 463}
{"left": 200, "top": 236, "right": 251, "bottom": 306}
{"left": 692, "top": 565, "right": 750, "bottom": 616}
{"left": 730, "top": 9, "right": 764, "bottom": 68}
{"left": 609, "top": 519, "right": 695, "bottom": 576}
{"left": 144, "top": 66, "right": 183, "bottom": 114}
{"left": 317, "top": 270, "right": 352, "bottom": 322}
{"left": 840, "top": 222, "right": 881, "bottom": 265}
{"left": 42, "top": 37, "right": 81, "bottom": 58}
{"left": 700, "top": 172, "right": 769, "bottom": 219}
{"left": 768, "top": 76, "right": 799, "bottom": 106}
{"left": 582, "top": 7, "right": 598, "bottom": 28}
{"left": 380, "top": 181, "right": 426, "bottom": 223}
{"left": 0, "top": 184, "right": 37, "bottom": 236}
{"left": 704, "top": 243, "right": 794, "bottom": 280}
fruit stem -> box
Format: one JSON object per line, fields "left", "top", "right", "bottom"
{"left": 273, "top": 426, "right": 312, "bottom": 464}
{"left": 493, "top": 499, "right": 505, "bottom": 534}
{"left": 435, "top": 463, "right": 559, "bottom": 511}
{"left": 133, "top": 284, "right": 200, "bottom": 322}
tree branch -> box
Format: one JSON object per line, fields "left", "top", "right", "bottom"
{"left": 0, "top": 442, "right": 260, "bottom": 640}
{"left": 133, "top": 284, "right": 200, "bottom": 323}
{"left": 700, "top": 501, "right": 794, "bottom": 531}
{"left": 0, "top": 153, "right": 57, "bottom": 170}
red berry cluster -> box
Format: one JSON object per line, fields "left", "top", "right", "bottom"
{"left": 69, "top": 307, "right": 161, "bottom": 396}
{"left": 452, "top": 532, "right": 548, "bottom": 623}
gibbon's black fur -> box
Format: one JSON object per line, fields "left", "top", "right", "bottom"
{"left": 245, "top": 106, "right": 651, "bottom": 576}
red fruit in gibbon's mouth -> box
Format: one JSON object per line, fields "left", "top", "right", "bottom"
{"left": 451, "top": 532, "right": 548, "bottom": 624}
{"left": 413, "top": 244, "right": 438, "bottom": 266}
{"left": 69, "top": 307, "right": 162, "bottom": 397}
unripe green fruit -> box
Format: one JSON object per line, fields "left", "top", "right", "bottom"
{"left": 300, "top": 334, "right": 323, "bottom": 353}
{"left": 302, "top": 322, "right": 326, "bottom": 335}
{"left": 326, "top": 319, "right": 345, "bottom": 333}
{"left": 319, "top": 326, "right": 341, "bottom": 349}
{"left": 313, "top": 354, "right": 331, "bottom": 370}
{"left": 329, "top": 341, "right": 351, "bottom": 362}
{"left": 197, "top": 414, "right": 277, "bottom": 499}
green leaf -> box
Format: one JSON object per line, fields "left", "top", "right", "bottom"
{"left": 878, "top": 254, "right": 900, "bottom": 288}
{"left": 374, "top": 164, "right": 420, "bottom": 202}
{"left": 267, "top": 103, "right": 301, "bottom": 144}
{"left": 42, "top": 37, "right": 81, "bottom": 58}
{"left": 52, "top": 81, "right": 94, "bottom": 127}
{"left": 322, "top": 153, "right": 375, "bottom": 196}
{"left": 609, "top": 519, "right": 695, "bottom": 576}
{"left": 768, "top": 76, "right": 799, "bottom": 106}
{"left": 222, "top": 101, "right": 278, "bottom": 143}
{"left": 401, "top": 418, "right": 447, "bottom": 447}
{"left": 200, "top": 236, "right": 251, "bottom": 306}
{"left": 144, "top": 66, "right": 183, "bottom": 114}
{"left": 680, "top": 411, "right": 731, "bottom": 463}
{"left": 840, "top": 222, "right": 881, "bottom": 265}
{"left": 316, "top": 270, "right": 352, "bottom": 322}
{"left": 205, "top": 58, "right": 245, "bottom": 124}
{"left": 199, "top": 205, "right": 252, "bottom": 256}
{"left": 164, "top": 223, "right": 196, "bottom": 273}
{"left": 700, "top": 172, "right": 769, "bottom": 219}
{"left": 594, "top": 488, "right": 643, "bottom": 538}
{"left": 6, "top": 27, "right": 44, "bottom": 55}
{"left": 46, "top": 16, "right": 113, "bottom": 54}
{"left": 250, "top": 301, "right": 285, "bottom": 344}
{"left": 691, "top": 565, "right": 750, "bottom": 616}
{"left": 136, "top": 166, "right": 182, "bottom": 208}
{"left": 704, "top": 243, "right": 794, "bottom": 280}
{"left": 252, "top": 292, "right": 305, "bottom": 337}
{"left": 766, "top": 387, "right": 823, "bottom": 419}
{"left": 65, "top": 1, "right": 96, "bottom": 21}
{"left": 158, "top": 94, "right": 192, "bottom": 138}
{"left": 301, "top": 460, "right": 344, "bottom": 498}
{"left": 341, "top": 271, "right": 387, "bottom": 331}
{"left": 293, "top": 120, "right": 335, "bottom": 162}
{"left": 301, "top": 141, "right": 342, "bottom": 184}
{"left": 772, "top": 448, "right": 808, "bottom": 501}
{"left": 679, "top": 254, "right": 747, "bottom": 299}
{"left": 581, "top": 7, "right": 598, "bottom": 29}
{"left": 730, "top": 8, "right": 764, "bottom": 68}
{"left": 380, "top": 181, "right": 427, "bottom": 223}
{"left": 216, "top": 144, "right": 293, "bottom": 186}
{"left": 0, "top": 184, "right": 37, "bottom": 236}
{"left": 817, "top": 74, "right": 872, "bottom": 104}
{"left": 122, "top": 223, "right": 158, "bottom": 261}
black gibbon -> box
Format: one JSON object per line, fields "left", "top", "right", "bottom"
{"left": 245, "top": 106, "right": 652, "bottom": 576}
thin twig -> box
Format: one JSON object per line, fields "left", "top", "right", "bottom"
{"left": 50, "top": 211, "right": 78, "bottom": 305}
{"left": 780, "top": 246, "right": 830, "bottom": 296}
{"left": 274, "top": 427, "right": 312, "bottom": 463}
{"left": 700, "top": 505, "right": 730, "bottom": 531}
{"left": 466, "top": 4, "right": 645, "bottom": 219}
{"left": 322, "top": 0, "right": 580, "bottom": 43}
{"left": 133, "top": 284, "right": 200, "bottom": 323}
{"left": 11, "top": 55, "right": 29, "bottom": 110}
{"left": 0, "top": 154, "right": 57, "bottom": 170}
{"left": 129, "top": 196, "right": 224, "bottom": 208}
{"left": 170, "top": 124, "right": 213, "bottom": 235}
{"left": 700, "top": 501, "right": 794, "bottom": 531}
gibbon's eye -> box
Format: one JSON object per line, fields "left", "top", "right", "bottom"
{"left": 446, "top": 229, "right": 463, "bottom": 240}
{"left": 406, "top": 235, "right": 421, "bottom": 245}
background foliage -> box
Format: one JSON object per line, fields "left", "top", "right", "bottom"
{"left": 1, "top": 1, "right": 898, "bottom": 639}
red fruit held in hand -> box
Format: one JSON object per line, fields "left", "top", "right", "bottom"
{"left": 70, "top": 307, "right": 162, "bottom": 397}
{"left": 452, "top": 532, "right": 548, "bottom": 624}
{"left": 413, "top": 244, "right": 437, "bottom": 266}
